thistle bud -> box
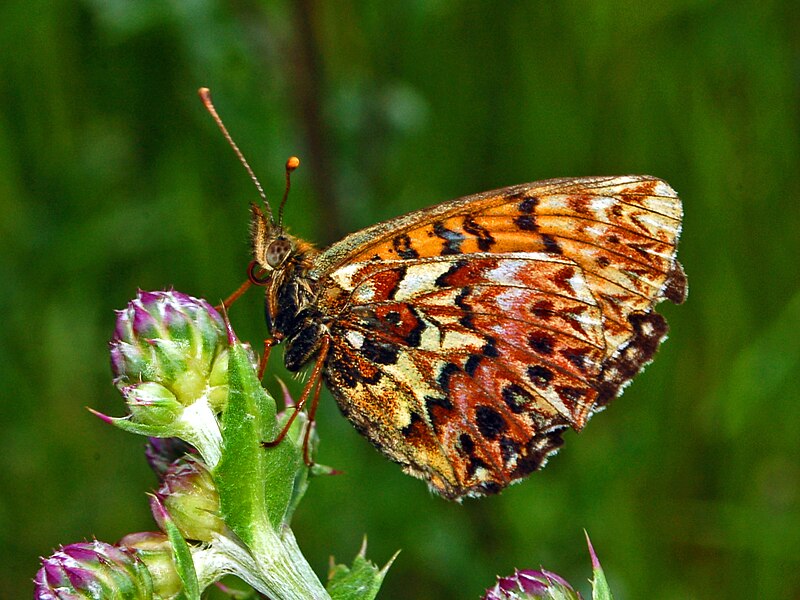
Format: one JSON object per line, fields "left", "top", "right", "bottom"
{"left": 102, "top": 291, "right": 242, "bottom": 466}
{"left": 483, "top": 569, "right": 581, "bottom": 600}
{"left": 110, "top": 290, "right": 230, "bottom": 414}
{"left": 144, "top": 437, "right": 197, "bottom": 478}
{"left": 151, "top": 457, "right": 224, "bottom": 543}
{"left": 119, "top": 532, "right": 182, "bottom": 599}
{"left": 34, "top": 540, "right": 153, "bottom": 599}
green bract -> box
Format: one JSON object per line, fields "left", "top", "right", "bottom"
{"left": 119, "top": 532, "right": 182, "bottom": 600}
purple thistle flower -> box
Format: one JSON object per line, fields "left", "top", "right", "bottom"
{"left": 484, "top": 568, "right": 582, "bottom": 600}
{"left": 34, "top": 540, "right": 153, "bottom": 599}
{"left": 110, "top": 290, "right": 227, "bottom": 390}
{"left": 107, "top": 290, "right": 234, "bottom": 427}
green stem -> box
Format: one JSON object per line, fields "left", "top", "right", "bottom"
{"left": 194, "top": 532, "right": 329, "bottom": 600}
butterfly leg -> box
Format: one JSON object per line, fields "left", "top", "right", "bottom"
{"left": 301, "top": 379, "right": 323, "bottom": 466}
{"left": 261, "top": 336, "right": 330, "bottom": 451}
{"left": 258, "top": 334, "right": 284, "bottom": 380}
{"left": 216, "top": 279, "right": 252, "bottom": 311}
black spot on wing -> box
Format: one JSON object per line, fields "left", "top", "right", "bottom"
{"left": 384, "top": 310, "right": 402, "bottom": 326}
{"left": 459, "top": 313, "right": 475, "bottom": 330}
{"left": 433, "top": 221, "right": 465, "bottom": 255}
{"left": 437, "top": 362, "right": 461, "bottom": 391}
{"left": 401, "top": 411, "right": 424, "bottom": 437}
{"left": 475, "top": 405, "right": 507, "bottom": 440}
{"left": 425, "top": 395, "right": 454, "bottom": 434}
{"left": 462, "top": 215, "right": 496, "bottom": 251}
{"left": 561, "top": 348, "right": 590, "bottom": 373}
{"left": 540, "top": 234, "right": 562, "bottom": 254}
{"left": 518, "top": 196, "right": 538, "bottom": 213}
{"left": 513, "top": 214, "right": 537, "bottom": 231}
{"left": 499, "top": 437, "right": 521, "bottom": 465}
{"left": 359, "top": 337, "right": 400, "bottom": 365}
{"left": 528, "top": 332, "right": 555, "bottom": 355}
{"left": 458, "top": 433, "right": 475, "bottom": 455}
{"left": 501, "top": 383, "right": 533, "bottom": 414}
{"left": 482, "top": 337, "right": 500, "bottom": 357}
{"left": 405, "top": 308, "right": 426, "bottom": 347}
{"left": 454, "top": 286, "right": 472, "bottom": 309}
{"left": 392, "top": 233, "right": 419, "bottom": 259}
{"left": 466, "top": 455, "right": 490, "bottom": 479}
{"left": 527, "top": 365, "right": 553, "bottom": 388}
{"left": 464, "top": 354, "right": 482, "bottom": 376}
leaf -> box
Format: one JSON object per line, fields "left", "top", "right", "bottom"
{"left": 215, "top": 336, "right": 303, "bottom": 544}
{"left": 154, "top": 496, "right": 200, "bottom": 600}
{"left": 327, "top": 540, "right": 397, "bottom": 600}
{"left": 586, "top": 534, "right": 614, "bottom": 600}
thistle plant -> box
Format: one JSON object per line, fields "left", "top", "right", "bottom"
{"left": 36, "top": 290, "right": 393, "bottom": 599}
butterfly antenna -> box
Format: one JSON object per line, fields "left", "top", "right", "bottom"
{"left": 198, "top": 87, "right": 273, "bottom": 223}
{"left": 277, "top": 156, "right": 300, "bottom": 231}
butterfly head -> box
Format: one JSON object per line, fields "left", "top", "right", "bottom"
{"left": 250, "top": 202, "right": 294, "bottom": 272}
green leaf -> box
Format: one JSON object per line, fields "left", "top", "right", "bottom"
{"left": 591, "top": 565, "right": 613, "bottom": 600}
{"left": 586, "top": 534, "right": 614, "bottom": 600}
{"left": 327, "top": 540, "right": 396, "bottom": 600}
{"left": 158, "top": 497, "right": 201, "bottom": 600}
{"left": 215, "top": 337, "right": 302, "bottom": 544}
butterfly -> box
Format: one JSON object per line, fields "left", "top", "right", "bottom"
{"left": 201, "top": 91, "right": 687, "bottom": 500}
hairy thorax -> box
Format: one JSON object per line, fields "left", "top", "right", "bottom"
{"left": 263, "top": 242, "right": 329, "bottom": 372}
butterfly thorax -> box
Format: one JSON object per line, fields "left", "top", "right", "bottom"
{"left": 250, "top": 204, "right": 326, "bottom": 372}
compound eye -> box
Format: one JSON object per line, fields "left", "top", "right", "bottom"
{"left": 266, "top": 238, "right": 292, "bottom": 268}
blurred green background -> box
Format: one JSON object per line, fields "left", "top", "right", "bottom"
{"left": 2, "top": 1, "right": 799, "bottom": 598}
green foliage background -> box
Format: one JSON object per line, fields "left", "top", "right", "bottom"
{"left": 2, "top": 2, "right": 798, "bottom": 598}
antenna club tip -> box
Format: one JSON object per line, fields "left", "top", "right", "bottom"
{"left": 198, "top": 87, "right": 211, "bottom": 100}
{"left": 286, "top": 156, "right": 300, "bottom": 171}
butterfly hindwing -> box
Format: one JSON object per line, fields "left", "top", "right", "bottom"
{"left": 319, "top": 252, "right": 618, "bottom": 498}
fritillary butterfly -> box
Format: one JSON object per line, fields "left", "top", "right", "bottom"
{"left": 202, "top": 91, "right": 687, "bottom": 500}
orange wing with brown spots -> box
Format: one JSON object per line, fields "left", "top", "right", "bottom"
{"left": 312, "top": 175, "right": 685, "bottom": 499}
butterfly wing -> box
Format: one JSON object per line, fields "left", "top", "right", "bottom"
{"left": 312, "top": 175, "right": 686, "bottom": 498}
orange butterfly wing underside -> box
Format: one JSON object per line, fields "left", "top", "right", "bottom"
{"left": 313, "top": 175, "right": 686, "bottom": 499}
